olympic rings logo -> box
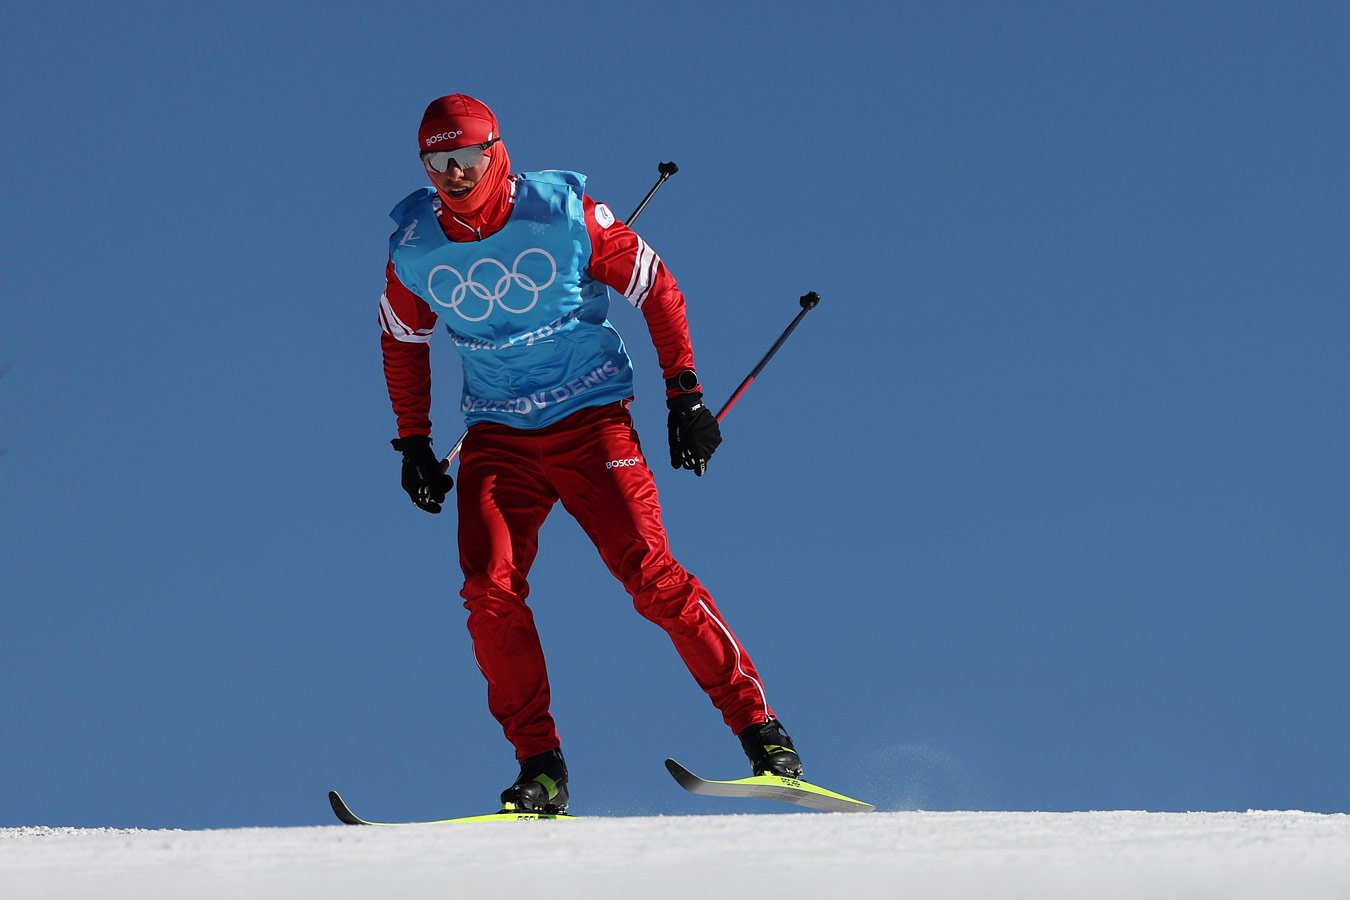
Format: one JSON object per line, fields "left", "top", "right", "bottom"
{"left": 426, "top": 249, "right": 558, "bottom": 322}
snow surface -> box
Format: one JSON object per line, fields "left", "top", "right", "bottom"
{"left": 4, "top": 811, "right": 1349, "bottom": 899}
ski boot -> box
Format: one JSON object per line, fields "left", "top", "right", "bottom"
{"left": 738, "top": 718, "right": 804, "bottom": 778}
{"left": 499, "top": 748, "right": 569, "bottom": 813}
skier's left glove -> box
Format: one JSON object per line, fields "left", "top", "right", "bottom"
{"left": 667, "top": 392, "right": 722, "bottom": 477}
{"left": 391, "top": 435, "right": 455, "bottom": 514}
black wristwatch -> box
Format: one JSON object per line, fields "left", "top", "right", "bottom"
{"left": 665, "top": 369, "right": 700, "bottom": 392}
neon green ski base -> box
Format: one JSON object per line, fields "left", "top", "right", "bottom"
{"left": 328, "top": 790, "right": 575, "bottom": 826}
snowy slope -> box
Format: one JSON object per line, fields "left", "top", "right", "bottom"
{"left": 4, "top": 811, "right": 1349, "bottom": 899}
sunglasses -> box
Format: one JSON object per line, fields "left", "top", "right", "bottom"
{"left": 421, "top": 138, "right": 500, "bottom": 173}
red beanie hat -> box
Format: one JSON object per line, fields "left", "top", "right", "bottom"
{"left": 418, "top": 94, "right": 499, "bottom": 152}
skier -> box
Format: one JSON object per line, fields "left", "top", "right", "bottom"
{"left": 379, "top": 93, "right": 801, "bottom": 813}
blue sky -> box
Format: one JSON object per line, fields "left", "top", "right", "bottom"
{"left": 2, "top": 0, "right": 1347, "bottom": 827}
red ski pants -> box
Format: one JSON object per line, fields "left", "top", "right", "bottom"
{"left": 456, "top": 402, "right": 773, "bottom": 760}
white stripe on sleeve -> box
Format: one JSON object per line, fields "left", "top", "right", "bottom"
{"left": 621, "top": 237, "right": 659, "bottom": 309}
{"left": 379, "top": 292, "right": 433, "bottom": 343}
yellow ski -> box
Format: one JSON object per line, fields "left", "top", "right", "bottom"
{"left": 664, "top": 759, "right": 874, "bottom": 813}
{"left": 328, "top": 790, "right": 575, "bottom": 826}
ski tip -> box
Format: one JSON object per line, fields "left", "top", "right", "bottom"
{"left": 664, "top": 758, "right": 697, "bottom": 782}
{"left": 328, "top": 790, "right": 367, "bottom": 825}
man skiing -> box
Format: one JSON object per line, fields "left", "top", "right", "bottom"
{"left": 379, "top": 93, "right": 801, "bottom": 814}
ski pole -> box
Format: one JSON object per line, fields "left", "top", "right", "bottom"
{"left": 715, "top": 291, "right": 821, "bottom": 422}
{"left": 439, "top": 161, "right": 681, "bottom": 470}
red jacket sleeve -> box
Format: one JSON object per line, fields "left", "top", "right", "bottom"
{"left": 379, "top": 259, "right": 438, "bottom": 437}
{"left": 582, "top": 194, "right": 700, "bottom": 397}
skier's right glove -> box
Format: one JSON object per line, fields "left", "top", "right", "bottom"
{"left": 391, "top": 435, "right": 455, "bottom": 514}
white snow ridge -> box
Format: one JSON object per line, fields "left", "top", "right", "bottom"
{"left": 3, "top": 811, "right": 1349, "bottom": 899}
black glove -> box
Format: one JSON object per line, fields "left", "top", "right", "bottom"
{"left": 667, "top": 392, "right": 722, "bottom": 477}
{"left": 391, "top": 435, "right": 455, "bottom": 514}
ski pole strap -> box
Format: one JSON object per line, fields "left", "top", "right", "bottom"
{"left": 715, "top": 292, "right": 820, "bottom": 422}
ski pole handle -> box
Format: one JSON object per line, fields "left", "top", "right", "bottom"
{"left": 438, "top": 161, "right": 680, "bottom": 471}
{"left": 715, "top": 292, "right": 820, "bottom": 423}
{"left": 627, "top": 161, "right": 678, "bottom": 224}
